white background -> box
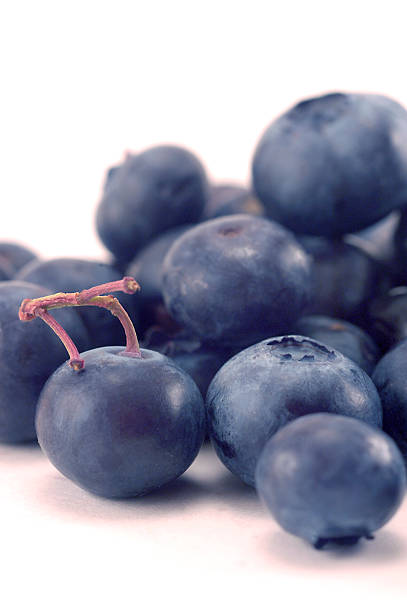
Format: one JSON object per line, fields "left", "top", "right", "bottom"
{"left": 1, "top": 2, "right": 407, "bottom": 610}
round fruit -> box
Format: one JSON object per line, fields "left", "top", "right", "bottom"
{"left": 255, "top": 413, "right": 406, "bottom": 548}
{"left": 252, "top": 92, "right": 407, "bottom": 236}
{"left": 36, "top": 347, "right": 205, "bottom": 498}
{"left": 162, "top": 214, "right": 311, "bottom": 346}
{"left": 206, "top": 335, "right": 382, "bottom": 486}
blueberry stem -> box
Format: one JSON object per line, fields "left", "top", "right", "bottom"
{"left": 38, "top": 309, "right": 85, "bottom": 371}
{"left": 18, "top": 276, "right": 141, "bottom": 369}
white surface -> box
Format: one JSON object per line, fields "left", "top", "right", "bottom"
{"left": 1, "top": 2, "right": 407, "bottom": 609}
{"left": 1, "top": 1, "right": 407, "bottom": 259}
{"left": 1, "top": 442, "right": 406, "bottom": 610}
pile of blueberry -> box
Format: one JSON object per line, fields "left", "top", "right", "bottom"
{"left": 2, "top": 91, "right": 407, "bottom": 550}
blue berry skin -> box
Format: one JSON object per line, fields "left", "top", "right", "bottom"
{"left": 372, "top": 339, "right": 407, "bottom": 459}
{"left": 394, "top": 210, "right": 407, "bottom": 284}
{"left": 0, "top": 281, "right": 90, "bottom": 443}
{"left": 200, "top": 184, "right": 264, "bottom": 221}
{"left": 252, "top": 92, "right": 407, "bottom": 236}
{"left": 0, "top": 242, "right": 37, "bottom": 277}
{"left": 103, "top": 164, "right": 120, "bottom": 189}
{"left": 294, "top": 315, "right": 380, "bottom": 375}
{"left": 255, "top": 413, "right": 406, "bottom": 548}
{"left": 206, "top": 335, "right": 382, "bottom": 486}
{"left": 367, "top": 286, "right": 407, "bottom": 352}
{"left": 349, "top": 211, "right": 400, "bottom": 268}
{"left": 0, "top": 263, "right": 9, "bottom": 281}
{"left": 96, "top": 145, "right": 208, "bottom": 263}
{"left": 299, "top": 236, "right": 384, "bottom": 323}
{"left": 36, "top": 348, "right": 205, "bottom": 498}
{"left": 171, "top": 348, "right": 229, "bottom": 398}
{"left": 127, "top": 226, "right": 192, "bottom": 305}
{"left": 162, "top": 215, "right": 311, "bottom": 347}
{"left": 16, "top": 258, "right": 139, "bottom": 349}
{"left": 142, "top": 328, "right": 232, "bottom": 398}
{"left": 127, "top": 225, "right": 191, "bottom": 333}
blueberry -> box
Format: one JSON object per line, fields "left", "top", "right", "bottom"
{"left": 0, "top": 242, "right": 37, "bottom": 277}
{"left": 103, "top": 164, "right": 120, "bottom": 189}
{"left": 0, "top": 262, "right": 10, "bottom": 281}
{"left": 200, "top": 184, "right": 264, "bottom": 221}
{"left": 127, "top": 225, "right": 192, "bottom": 334}
{"left": 348, "top": 211, "right": 400, "bottom": 267}
{"left": 298, "top": 236, "right": 385, "bottom": 323}
{"left": 206, "top": 335, "right": 382, "bottom": 486}
{"left": 162, "top": 215, "right": 311, "bottom": 346}
{"left": 367, "top": 286, "right": 407, "bottom": 352}
{"left": 16, "top": 258, "right": 139, "bottom": 349}
{"left": 96, "top": 145, "right": 208, "bottom": 263}
{"left": 36, "top": 347, "right": 205, "bottom": 497}
{"left": 142, "top": 327, "right": 232, "bottom": 398}
{"left": 294, "top": 315, "right": 380, "bottom": 375}
{"left": 394, "top": 209, "right": 407, "bottom": 283}
{"left": 255, "top": 413, "right": 406, "bottom": 548}
{"left": 372, "top": 338, "right": 407, "bottom": 458}
{"left": 252, "top": 92, "right": 407, "bottom": 236}
{"left": 0, "top": 281, "right": 90, "bottom": 442}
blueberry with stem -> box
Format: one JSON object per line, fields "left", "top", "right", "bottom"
{"left": 20, "top": 277, "right": 205, "bottom": 498}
